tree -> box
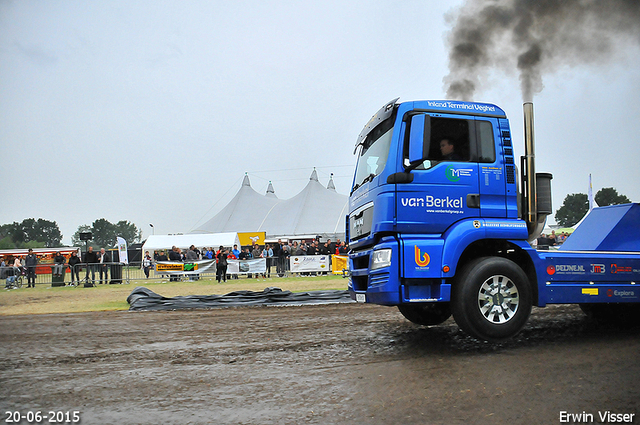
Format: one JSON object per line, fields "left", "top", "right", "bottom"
{"left": 72, "top": 219, "right": 142, "bottom": 249}
{"left": 114, "top": 220, "right": 142, "bottom": 244}
{"left": 555, "top": 193, "right": 588, "bottom": 227}
{"left": 71, "top": 225, "right": 92, "bottom": 247}
{"left": 0, "top": 218, "right": 62, "bottom": 248}
{"left": 92, "top": 218, "right": 116, "bottom": 248}
{"left": 595, "top": 187, "right": 631, "bottom": 207}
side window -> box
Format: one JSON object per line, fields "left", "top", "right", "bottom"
{"left": 427, "top": 118, "right": 471, "bottom": 162}
{"left": 404, "top": 117, "right": 472, "bottom": 169}
{"left": 476, "top": 120, "right": 496, "bottom": 163}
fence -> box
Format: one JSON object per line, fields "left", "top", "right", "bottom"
{"left": 2, "top": 256, "right": 343, "bottom": 288}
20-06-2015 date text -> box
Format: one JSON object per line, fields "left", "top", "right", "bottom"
{"left": 5, "top": 411, "right": 80, "bottom": 424}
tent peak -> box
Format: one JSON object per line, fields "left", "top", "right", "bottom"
{"left": 310, "top": 168, "right": 318, "bottom": 182}
{"left": 242, "top": 173, "right": 251, "bottom": 187}
{"left": 327, "top": 173, "right": 336, "bottom": 191}
{"left": 266, "top": 181, "right": 278, "bottom": 198}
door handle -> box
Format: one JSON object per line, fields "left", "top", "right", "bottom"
{"left": 467, "top": 193, "right": 480, "bottom": 208}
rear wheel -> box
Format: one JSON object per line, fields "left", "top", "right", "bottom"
{"left": 398, "top": 303, "right": 451, "bottom": 326}
{"left": 452, "top": 257, "right": 532, "bottom": 341}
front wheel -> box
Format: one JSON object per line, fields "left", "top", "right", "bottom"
{"left": 398, "top": 303, "right": 451, "bottom": 326}
{"left": 452, "top": 257, "right": 532, "bottom": 342}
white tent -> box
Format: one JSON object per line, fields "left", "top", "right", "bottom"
{"left": 258, "top": 169, "right": 348, "bottom": 237}
{"left": 195, "top": 174, "right": 280, "bottom": 233}
{"left": 142, "top": 232, "right": 240, "bottom": 253}
{"left": 194, "top": 170, "right": 348, "bottom": 240}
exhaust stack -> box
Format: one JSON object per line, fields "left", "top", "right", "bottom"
{"left": 522, "top": 102, "right": 553, "bottom": 241}
{"left": 524, "top": 102, "right": 536, "bottom": 231}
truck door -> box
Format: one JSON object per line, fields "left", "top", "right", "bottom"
{"left": 396, "top": 113, "right": 480, "bottom": 235}
{"left": 475, "top": 118, "right": 506, "bottom": 218}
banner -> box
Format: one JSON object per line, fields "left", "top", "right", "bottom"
{"left": 238, "top": 232, "right": 266, "bottom": 247}
{"left": 331, "top": 255, "right": 348, "bottom": 274}
{"left": 227, "top": 258, "right": 267, "bottom": 274}
{"left": 117, "top": 237, "right": 129, "bottom": 265}
{"left": 290, "top": 255, "right": 330, "bottom": 272}
{"left": 154, "top": 259, "right": 216, "bottom": 275}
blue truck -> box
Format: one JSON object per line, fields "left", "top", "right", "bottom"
{"left": 347, "top": 99, "right": 640, "bottom": 341}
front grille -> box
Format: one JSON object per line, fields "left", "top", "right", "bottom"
{"left": 370, "top": 272, "right": 389, "bottom": 287}
{"left": 350, "top": 275, "right": 368, "bottom": 291}
{"left": 352, "top": 254, "right": 370, "bottom": 270}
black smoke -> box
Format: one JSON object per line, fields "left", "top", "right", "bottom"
{"left": 444, "top": 0, "right": 640, "bottom": 101}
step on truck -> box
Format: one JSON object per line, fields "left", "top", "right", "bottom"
{"left": 347, "top": 99, "right": 640, "bottom": 341}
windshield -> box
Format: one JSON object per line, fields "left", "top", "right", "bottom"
{"left": 353, "top": 125, "right": 393, "bottom": 190}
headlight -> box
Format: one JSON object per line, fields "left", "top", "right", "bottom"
{"left": 370, "top": 249, "right": 392, "bottom": 270}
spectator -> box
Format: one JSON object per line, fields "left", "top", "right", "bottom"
{"left": 84, "top": 247, "right": 99, "bottom": 285}
{"left": 232, "top": 244, "right": 241, "bottom": 258}
{"left": 263, "top": 244, "right": 274, "bottom": 278}
{"left": 205, "top": 247, "right": 214, "bottom": 260}
{"left": 68, "top": 251, "right": 81, "bottom": 285}
{"left": 186, "top": 245, "right": 198, "bottom": 261}
{"left": 168, "top": 246, "right": 182, "bottom": 281}
{"left": 278, "top": 242, "right": 290, "bottom": 276}
{"left": 142, "top": 251, "right": 153, "bottom": 278}
{"left": 157, "top": 250, "right": 168, "bottom": 262}
{"left": 252, "top": 244, "right": 264, "bottom": 278}
{"left": 239, "top": 247, "right": 251, "bottom": 260}
{"left": 98, "top": 248, "right": 111, "bottom": 284}
{"left": 53, "top": 251, "right": 66, "bottom": 277}
{"left": 216, "top": 247, "right": 228, "bottom": 283}
{"left": 13, "top": 256, "right": 23, "bottom": 279}
{"left": 156, "top": 250, "right": 169, "bottom": 279}
{"left": 227, "top": 246, "right": 239, "bottom": 279}
{"left": 185, "top": 245, "right": 198, "bottom": 281}
{"left": 25, "top": 249, "right": 38, "bottom": 288}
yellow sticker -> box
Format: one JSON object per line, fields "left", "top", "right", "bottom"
{"left": 582, "top": 288, "right": 598, "bottom": 296}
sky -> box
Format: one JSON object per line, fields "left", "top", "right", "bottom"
{"left": 1, "top": 0, "right": 639, "bottom": 245}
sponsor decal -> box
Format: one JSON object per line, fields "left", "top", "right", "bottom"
{"left": 484, "top": 222, "right": 527, "bottom": 229}
{"left": 414, "top": 246, "right": 430, "bottom": 268}
{"left": 473, "top": 220, "right": 481, "bottom": 228}
{"left": 608, "top": 289, "right": 636, "bottom": 298}
{"left": 426, "top": 100, "right": 498, "bottom": 113}
{"left": 547, "top": 265, "right": 556, "bottom": 275}
{"left": 591, "top": 264, "right": 605, "bottom": 274}
{"left": 401, "top": 195, "right": 465, "bottom": 215}
{"left": 582, "top": 288, "right": 598, "bottom": 296}
{"left": 156, "top": 263, "right": 185, "bottom": 272}
{"left": 611, "top": 264, "right": 633, "bottom": 274}
{"left": 183, "top": 263, "right": 198, "bottom": 272}
{"left": 445, "top": 165, "right": 473, "bottom": 182}
{"left": 551, "top": 264, "right": 586, "bottom": 275}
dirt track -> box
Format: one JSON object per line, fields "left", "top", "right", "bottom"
{"left": 0, "top": 303, "right": 639, "bottom": 425}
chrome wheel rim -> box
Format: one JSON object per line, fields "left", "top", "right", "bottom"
{"left": 477, "top": 275, "right": 519, "bottom": 324}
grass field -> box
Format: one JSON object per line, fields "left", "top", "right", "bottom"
{"left": 0, "top": 274, "right": 349, "bottom": 316}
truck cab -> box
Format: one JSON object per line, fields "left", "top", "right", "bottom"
{"left": 348, "top": 99, "right": 640, "bottom": 342}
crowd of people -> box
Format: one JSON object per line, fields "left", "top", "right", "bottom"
{"left": 148, "top": 238, "right": 349, "bottom": 282}
{"left": 535, "top": 230, "right": 571, "bottom": 249}
{"left": 1, "top": 246, "right": 115, "bottom": 288}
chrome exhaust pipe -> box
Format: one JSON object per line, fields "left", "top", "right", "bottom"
{"left": 522, "top": 102, "right": 553, "bottom": 242}
{"left": 523, "top": 102, "right": 536, "bottom": 234}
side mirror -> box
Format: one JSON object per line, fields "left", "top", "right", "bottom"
{"left": 408, "top": 114, "right": 430, "bottom": 164}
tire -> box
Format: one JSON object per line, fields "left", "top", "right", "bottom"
{"left": 579, "top": 303, "right": 640, "bottom": 327}
{"left": 398, "top": 303, "right": 452, "bottom": 326}
{"left": 452, "top": 257, "right": 532, "bottom": 342}
{"left": 16, "top": 276, "right": 24, "bottom": 288}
